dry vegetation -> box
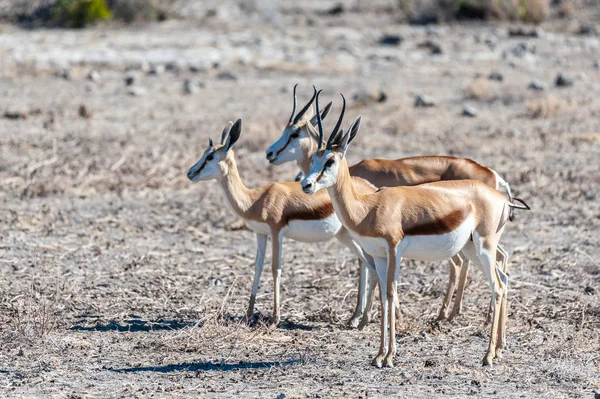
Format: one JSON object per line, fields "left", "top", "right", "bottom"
{"left": 0, "top": 0, "right": 599, "bottom": 398}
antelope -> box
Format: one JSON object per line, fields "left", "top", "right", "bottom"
{"left": 301, "top": 91, "right": 530, "bottom": 367}
{"left": 186, "top": 118, "right": 378, "bottom": 328}
{"left": 266, "top": 86, "right": 515, "bottom": 323}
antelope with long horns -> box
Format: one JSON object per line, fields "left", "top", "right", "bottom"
{"left": 266, "top": 86, "right": 515, "bottom": 323}
{"left": 187, "top": 119, "right": 378, "bottom": 328}
{"left": 301, "top": 91, "right": 530, "bottom": 367}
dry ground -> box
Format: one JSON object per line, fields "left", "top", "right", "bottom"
{"left": 0, "top": 1, "right": 599, "bottom": 397}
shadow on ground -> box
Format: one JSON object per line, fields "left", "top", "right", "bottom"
{"left": 70, "top": 316, "right": 200, "bottom": 332}
{"left": 112, "top": 360, "right": 303, "bottom": 373}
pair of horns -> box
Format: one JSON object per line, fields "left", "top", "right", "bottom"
{"left": 288, "top": 84, "right": 317, "bottom": 125}
{"left": 315, "top": 88, "right": 346, "bottom": 150}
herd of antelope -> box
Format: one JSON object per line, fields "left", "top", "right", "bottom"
{"left": 187, "top": 85, "right": 530, "bottom": 368}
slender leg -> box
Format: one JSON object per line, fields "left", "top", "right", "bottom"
{"left": 245, "top": 233, "right": 268, "bottom": 322}
{"left": 335, "top": 229, "right": 374, "bottom": 328}
{"left": 371, "top": 257, "right": 388, "bottom": 368}
{"left": 486, "top": 247, "right": 507, "bottom": 324}
{"left": 448, "top": 258, "right": 470, "bottom": 322}
{"left": 269, "top": 230, "right": 284, "bottom": 328}
{"left": 437, "top": 254, "right": 462, "bottom": 321}
{"left": 495, "top": 245, "right": 509, "bottom": 358}
{"left": 358, "top": 263, "right": 378, "bottom": 330}
{"left": 383, "top": 246, "right": 399, "bottom": 368}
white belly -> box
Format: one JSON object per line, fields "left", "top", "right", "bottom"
{"left": 247, "top": 221, "right": 271, "bottom": 236}
{"left": 402, "top": 214, "right": 475, "bottom": 262}
{"left": 352, "top": 235, "right": 388, "bottom": 258}
{"left": 284, "top": 213, "right": 343, "bottom": 243}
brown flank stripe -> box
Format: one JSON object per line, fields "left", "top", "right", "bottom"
{"left": 285, "top": 201, "right": 334, "bottom": 222}
{"left": 404, "top": 208, "right": 468, "bottom": 236}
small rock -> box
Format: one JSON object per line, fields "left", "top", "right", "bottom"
{"left": 189, "top": 64, "right": 206, "bottom": 73}
{"left": 414, "top": 94, "right": 435, "bottom": 108}
{"left": 379, "top": 34, "right": 403, "bottom": 46}
{"left": 508, "top": 27, "right": 540, "bottom": 38}
{"left": 510, "top": 42, "right": 536, "bottom": 57}
{"left": 417, "top": 40, "right": 442, "bottom": 55}
{"left": 488, "top": 71, "right": 503, "bottom": 82}
{"left": 149, "top": 64, "right": 165, "bottom": 75}
{"left": 584, "top": 286, "right": 596, "bottom": 295}
{"left": 78, "top": 104, "right": 92, "bottom": 119}
{"left": 424, "top": 359, "right": 438, "bottom": 367}
{"left": 420, "top": 332, "right": 429, "bottom": 340}
{"left": 352, "top": 89, "right": 387, "bottom": 105}
{"left": 462, "top": 105, "right": 478, "bottom": 117}
{"left": 127, "top": 87, "right": 147, "bottom": 97}
{"left": 55, "top": 68, "right": 72, "bottom": 80}
{"left": 326, "top": 3, "right": 344, "bottom": 15}
{"left": 276, "top": 394, "right": 287, "bottom": 399}
{"left": 528, "top": 80, "right": 545, "bottom": 91}
{"left": 3, "top": 109, "right": 28, "bottom": 120}
{"left": 555, "top": 73, "right": 573, "bottom": 87}
{"left": 594, "top": 389, "right": 600, "bottom": 399}
{"left": 211, "top": 278, "right": 223, "bottom": 287}
{"left": 579, "top": 23, "right": 597, "bottom": 36}
{"left": 183, "top": 79, "right": 196, "bottom": 95}
{"left": 594, "top": 60, "right": 600, "bottom": 69}
{"left": 217, "top": 71, "right": 237, "bottom": 81}
{"left": 87, "top": 70, "right": 101, "bottom": 82}
{"left": 124, "top": 75, "right": 135, "bottom": 86}
{"left": 165, "top": 61, "right": 182, "bottom": 73}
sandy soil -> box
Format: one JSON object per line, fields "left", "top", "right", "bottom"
{"left": 0, "top": 1, "right": 599, "bottom": 397}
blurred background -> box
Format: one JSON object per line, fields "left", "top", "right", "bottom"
{"left": 0, "top": 0, "right": 598, "bottom": 397}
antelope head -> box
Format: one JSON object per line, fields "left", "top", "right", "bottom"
{"left": 265, "top": 84, "right": 332, "bottom": 165}
{"left": 301, "top": 91, "right": 360, "bottom": 195}
{"left": 187, "top": 119, "right": 242, "bottom": 182}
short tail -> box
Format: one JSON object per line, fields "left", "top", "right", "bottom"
{"left": 492, "top": 170, "right": 515, "bottom": 221}
{"left": 508, "top": 197, "right": 530, "bottom": 211}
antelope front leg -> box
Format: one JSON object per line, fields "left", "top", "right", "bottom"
{"left": 245, "top": 233, "right": 268, "bottom": 323}
{"left": 269, "top": 230, "right": 284, "bottom": 329}
{"left": 437, "top": 254, "right": 462, "bottom": 321}
{"left": 383, "top": 247, "right": 400, "bottom": 368}
{"left": 372, "top": 257, "right": 388, "bottom": 368}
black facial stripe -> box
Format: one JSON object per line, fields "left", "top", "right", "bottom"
{"left": 274, "top": 128, "right": 299, "bottom": 157}
{"left": 190, "top": 152, "right": 212, "bottom": 177}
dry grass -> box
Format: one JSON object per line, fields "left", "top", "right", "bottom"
{"left": 526, "top": 94, "right": 564, "bottom": 118}
{"left": 464, "top": 78, "right": 497, "bottom": 101}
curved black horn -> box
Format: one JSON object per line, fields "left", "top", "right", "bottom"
{"left": 315, "top": 88, "right": 325, "bottom": 149}
{"left": 293, "top": 86, "right": 317, "bottom": 124}
{"left": 288, "top": 83, "right": 298, "bottom": 124}
{"left": 327, "top": 93, "right": 346, "bottom": 150}
{"left": 209, "top": 138, "right": 214, "bottom": 148}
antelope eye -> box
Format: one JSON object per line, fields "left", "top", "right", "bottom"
{"left": 290, "top": 132, "right": 300, "bottom": 139}
{"left": 325, "top": 158, "right": 335, "bottom": 168}
{"left": 206, "top": 154, "right": 214, "bottom": 161}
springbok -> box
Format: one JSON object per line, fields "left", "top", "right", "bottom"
{"left": 187, "top": 118, "right": 378, "bottom": 328}
{"left": 266, "top": 86, "right": 515, "bottom": 322}
{"left": 301, "top": 91, "right": 529, "bottom": 367}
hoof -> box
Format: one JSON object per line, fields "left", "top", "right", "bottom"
{"left": 268, "top": 317, "right": 280, "bottom": 330}
{"left": 383, "top": 355, "right": 394, "bottom": 368}
{"left": 482, "top": 354, "right": 494, "bottom": 366}
{"left": 357, "top": 316, "right": 370, "bottom": 331}
{"left": 371, "top": 356, "right": 384, "bottom": 368}
{"left": 346, "top": 316, "right": 361, "bottom": 329}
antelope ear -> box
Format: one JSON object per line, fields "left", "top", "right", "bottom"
{"left": 221, "top": 121, "right": 233, "bottom": 144}
{"left": 310, "top": 101, "right": 332, "bottom": 127}
{"left": 306, "top": 122, "right": 320, "bottom": 144}
{"left": 340, "top": 116, "right": 360, "bottom": 156}
{"left": 225, "top": 119, "right": 242, "bottom": 152}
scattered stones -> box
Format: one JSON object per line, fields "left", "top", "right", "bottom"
{"left": 276, "top": 394, "right": 287, "bottom": 399}
{"left": 352, "top": 89, "right": 387, "bottom": 105}
{"left": 124, "top": 75, "right": 135, "bottom": 86}
{"left": 3, "top": 109, "right": 29, "bottom": 120}
{"left": 326, "top": 3, "right": 344, "bottom": 16}
{"left": 578, "top": 23, "right": 597, "bottom": 36}
{"left": 217, "top": 70, "right": 237, "bottom": 81}
{"left": 148, "top": 64, "right": 165, "bottom": 75}
{"left": 417, "top": 40, "right": 442, "bottom": 55}
{"left": 87, "top": 70, "right": 101, "bottom": 82}
{"left": 528, "top": 80, "right": 545, "bottom": 91}
{"left": 55, "top": 68, "right": 72, "bottom": 80}
{"left": 555, "top": 73, "right": 573, "bottom": 87}
{"left": 414, "top": 94, "right": 435, "bottom": 107}
{"left": 127, "top": 87, "right": 147, "bottom": 96}
{"left": 462, "top": 105, "right": 478, "bottom": 117}
{"left": 379, "top": 34, "right": 403, "bottom": 46}
{"left": 508, "top": 27, "right": 541, "bottom": 38}
{"left": 510, "top": 42, "right": 536, "bottom": 57}
{"left": 488, "top": 71, "right": 503, "bottom": 82}
{"left": 183, "top": 79, "right": 196, "bottom": 95}
{"left": 78, "top": 104, "right": 92, "bottom": 119}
